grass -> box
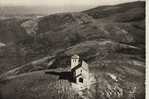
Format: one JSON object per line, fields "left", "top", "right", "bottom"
{"left": 0, "top": 70, "right": 81, "bottom": 99}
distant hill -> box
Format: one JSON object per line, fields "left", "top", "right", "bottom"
{"left": 84, "top": 1, "right": 145, "bottom": 21}
{"left": 0, "top": 6, "right": 49, "bottom": 16}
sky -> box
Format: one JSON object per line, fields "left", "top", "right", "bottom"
{"left": 0, "top": 0, "right": 144, "bottom": 7}
{"left": 0, "top": 0, "right": 145, "bottom": 15}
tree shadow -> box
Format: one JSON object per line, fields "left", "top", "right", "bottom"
{"left": 45, "top": 71, "right": 74, "bottom": 82}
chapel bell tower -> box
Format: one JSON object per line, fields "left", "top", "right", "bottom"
{"left": 71, "top": 55, "right": 80, "bottom": 69}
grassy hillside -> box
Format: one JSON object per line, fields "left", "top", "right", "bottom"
{"left": 83, "top": 1, "right": 145, "bottom": 21}
{"left": 0, "top": 70, "right": 81, "bottom": 99}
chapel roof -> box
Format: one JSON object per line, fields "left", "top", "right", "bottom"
{"left": 71, "top": 55, "right": 80, "bottom": 59}
{"left": 71, "top": 61, "right": 82, "bottom": 71}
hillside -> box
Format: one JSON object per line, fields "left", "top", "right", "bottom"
{"left": 84, "top": 1, "right": 145, "bottom": 21}
{"left": 0, "top": 1, "right": 145, "bottom": 99}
